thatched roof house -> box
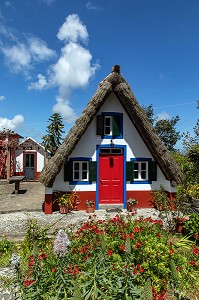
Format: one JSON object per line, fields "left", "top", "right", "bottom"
{"left": 39, "top": 65, "right": 182, "bottom": 189}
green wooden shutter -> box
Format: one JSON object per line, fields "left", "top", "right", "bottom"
{"left": 148, "top": 161, "right": 157, "bottom": 181}
{"left": 126, "top": 161, "right": 134, "bottom": 181}
{"left": 64, "top": 160, "right": 73, "bottom": 181}
{"left": 112, "top": 115, "right": 120, "bottom": 137}
{"left": 96, "top": 115, "right": 104, "bottom": 135}
{"left": 89, "top": 161, "right": 97, "bottom": 181}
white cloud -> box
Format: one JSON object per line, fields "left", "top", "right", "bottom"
{"left": 2, "top": 43, "right": 32, "bottom": 73}
{"left": 156, "top": 111, "right": 170, "bottom": 121}
{"left": 1, "top": 28, "right": 55, "bottom": 75}
{"left": 50, "top": 42, "right": 98, "bottom": 95}
{"left": 29, "top": 14, "right": 99, "bottom": 122}
{"left": 0, "top": 95, "right": 6, "bottom": 101}
{"left": 0, "top": 114, "right": 24, "bottom": 131}
{"left": 28, "top": 74, "right": 48, "bottom": 90}
{"left": 28, "top": 37, "right": 55, "bottom": 61}
{"left": 57, "top": 14, "right": 88, "bottom": 43}
{"left": 86, "top": 1, "right": 100, "bottom": 10}
{"left": 53, "top": 97, "right": 77, "bottom": 123}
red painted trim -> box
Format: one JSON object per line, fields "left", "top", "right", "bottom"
{"left": 46, "top": 190, "right": 177, "bottom": 213}
{"left": 44, "top": 194, "right": 53, "bottom": 214}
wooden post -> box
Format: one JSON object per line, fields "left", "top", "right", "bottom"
{"left": 7, "top": 147, "right": 11, "bottom": 180}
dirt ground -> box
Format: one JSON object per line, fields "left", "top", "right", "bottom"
{"left": 0, "top": 180, "right": 45, "bottom": 213}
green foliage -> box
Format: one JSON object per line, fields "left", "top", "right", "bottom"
{"left": 150, "top": 185, "right": 188, "bottom": 232}
{"left": 143, "top": 104, "right": 181, "bottom": 151}
{"left": 42, "top": 113, "right": 65, "bottom": 156}
{"left": 184, "top": 213, "right": 199, "bottom": 239}
{"left": 0, "top": 238, "right": 15, "bottom": 267}
{"left": 23, "top": 218, "right": 49, "bottom": 252}
{"left": 141, "top": 278, "right": 153, "bottom": 300}
{"left": 0, "top": 238, "right": 14, "bottom": 254}
{"left": 12, "top": 214, "right": 199, "bottom": 299}
{"left": 154, "top": 116, "right": 181, "bottom": 151}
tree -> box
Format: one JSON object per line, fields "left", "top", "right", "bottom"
{"left": 143, "top": 104, "right": 181, "bottom": 151}
{"left": 182, "top": 101, "right": 199, "bottom": 184}
{"left": 155, "top": 116, "right": 181, "bottom": 151}
{"left": 42, "top": 113, "right": 65, "bottom": 156}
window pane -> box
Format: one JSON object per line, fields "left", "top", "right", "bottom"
{"left": 105, "top": 127, "right": 111, "bottom": 135}
{"left": 141, "top": 171, "right": 146, "bottom": 179}
{"left": 82, "top": 171, "right": 88, "bottom": 180}
{"left": 82, "top": 162, "right": 88, "bottom": 171}
{"left": 141, "top": 163, "right": 146, "bottom": 170}
{"left": 74, "top": 162, "right": 79, "bottom": 170}
{"left": 30, "top": 154, "right": 34, "bottom": 167}
{"left": 74, "top": 171, "right": 79, "bottom": 180}
{"left": 134, "top": 171, "right": 139, "bottom": 179}
{"left": 134, "top": 162, "right": 138, "bottom": 170}
{"left": 105, "top": 117, "right": 111, "bottom": 126}
{"left": 25, "top": 155, "right": 29, "bottom": 167}
{"left": 100, "top": 149, "right": 110, "bottom": 153}
{"left": 112, "top": 149, "right": 122, "bottom": 154}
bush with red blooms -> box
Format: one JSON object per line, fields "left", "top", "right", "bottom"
{"left": 17, "top": 213, "right": 199, "bottom": 299}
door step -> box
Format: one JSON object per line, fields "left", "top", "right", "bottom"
{"left": 99, "top": 204, "right": 124, "bottom": 212}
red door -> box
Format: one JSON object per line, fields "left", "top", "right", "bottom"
{"left": 99, "top": 153, "right": 123, "bottom": 204}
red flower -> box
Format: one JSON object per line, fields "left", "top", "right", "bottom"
{"left": 120, "top": 244, "right": 125, "bottom": 251}
{"left": 38, "top": 253, "right": 47, "bottom": 260}
{"left": 169, "top": 249, "right": 174, "bottom": 255}
{"left": 134, "top": 227, "right": 140, "bottom": 233}
{"left": 189, "top": 260, "right": 196, "bottom": 266}
{"left": 52, "top": 267, "right": 56, "bottom": 273}
{"left": 108, "top": 250, "right": 113, "bottom": 256}
{"left": 128, "top": 233, "right": 134, "bottom": 240}
{"left": 122, "top": 233, "right": 127, "bottom": 240}
{"left": 194, "top": 234, "right": 199, "bottom": 239}
{"left": 140, "top": 267, "right": 145, "bottom": 273}
{"left": 135, "top": 242, "right": 142, "bottom": 249}
{"left": 28, "top": 256, "right": 34, "bottom": 266}
{"left": 133, "top": 268, "right": 138, "bottom": 275}
{"left": 156, "top": 233, "right": 161, "bottom": 238}
{"left": 192, "top": 246, "right": 199, "bottom": 255}
{"left": 23, "top": 279, "right": 35, "bottom": 287}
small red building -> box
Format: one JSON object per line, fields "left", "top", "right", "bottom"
{"left": 0, "top": 129, "right": 23, "bottom": 179}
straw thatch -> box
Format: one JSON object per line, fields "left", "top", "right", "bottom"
{"left": 39, "top": 65, "right": 182, "bottom": 188}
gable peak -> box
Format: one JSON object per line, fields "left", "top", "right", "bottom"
{"left": 112, "top": 65, "right": 120, "bottom": 74}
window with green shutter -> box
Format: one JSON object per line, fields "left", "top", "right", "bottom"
{"left": 129, "top": 158, "right": 157, "bottom": 183}
{"left": 96, "top": 113, "right": 123, "bottom": 138}
{"left": 64, "top": 158, "right": 96, "bottom": 184}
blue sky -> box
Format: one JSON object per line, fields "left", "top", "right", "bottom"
{"left": 0, "top": 0, "right": 198, "bottom": 149}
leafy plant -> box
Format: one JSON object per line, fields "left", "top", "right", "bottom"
{"left": 184, "top": 213, "right": 199, "bottom": 241}
{"left": 127, "top": 198, "right": 138, "bottom": 206}
{"left": 85, "top": 200, "right": 95, "bottom": 207}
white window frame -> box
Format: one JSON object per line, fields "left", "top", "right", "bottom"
{"left": 73, "top": 161, "right": 89, "bottom": 181}
{"left": 133, "top": 161, "right": 148, "bottom": 181}
{"left": 104, "top": 116, "right": 113, "bottom": 136}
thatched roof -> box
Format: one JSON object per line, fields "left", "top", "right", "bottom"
{"left": 39, "top": 65, "right": 182, "bottom": 188}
